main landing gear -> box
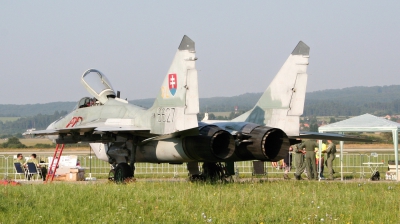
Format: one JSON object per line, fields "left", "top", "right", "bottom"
{"left": 189, "top": 162, "right": 233, "bottom": 183}
{"left": 111, "top": 163, "right": 134, "bottom": 183}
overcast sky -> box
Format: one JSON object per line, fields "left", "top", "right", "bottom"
{"left": 1, "top": 1, "right": 399, "bottom": 104}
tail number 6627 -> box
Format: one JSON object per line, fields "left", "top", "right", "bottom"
{"left": 157, "top": 107, "right": 176, "bottom": 123}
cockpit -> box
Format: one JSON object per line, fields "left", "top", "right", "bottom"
{"left": 81, "top": 69, "right": 116, "bottom": 104}
{"left": 77, "top": 97, "right": 96, "bottom": 108}
{"left": 74, "top": 69, "right": 117, "bottom": 110}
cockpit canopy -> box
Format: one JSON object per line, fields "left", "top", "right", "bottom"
{"left": 81, "top": 69, "right": 116, "bottom": 104}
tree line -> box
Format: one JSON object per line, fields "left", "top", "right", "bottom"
{"left": 2, "top": 85, "right": 400, "bottom": 136}
{"left": 0, "top": 111, "right": 68, "bottom": 137}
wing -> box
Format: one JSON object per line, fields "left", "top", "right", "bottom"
{"left": 31, "top": 118, "right": 154, "bottom": 145}
{"left": 31, "top": 119, "right": 150, "bottom": 135}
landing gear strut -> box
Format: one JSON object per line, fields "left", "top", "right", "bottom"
{"left": 189, "top": 162, "right": 232, "bottom": 182}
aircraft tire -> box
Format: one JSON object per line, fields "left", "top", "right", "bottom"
{"left": 114, "top": 163, "right": 133, "bottom": 183}
{"left": 108, "top": 169, "right": 115, "bottom": 181}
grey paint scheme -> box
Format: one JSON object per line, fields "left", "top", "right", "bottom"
{"left": 32, "top": 38, "right": 310, "bottom": 165}
{"left": 178, "top": 36, "right": 195, "bottom": 51}
{"left": 291, "top": 41, "right": 310, "bottom": 55}
{"left": 34, "top": 37, "right": 364, "bottom": 167}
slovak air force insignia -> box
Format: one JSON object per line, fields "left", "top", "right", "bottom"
{"left": 168, "top": 73, "right": 177, "bottom": 96}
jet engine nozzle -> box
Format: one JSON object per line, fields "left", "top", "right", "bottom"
{"left": 235, "top": 125, "right": 290, "bottom": 161}
{"left": 183, "top": 125, "right": 235, "bottom": 161}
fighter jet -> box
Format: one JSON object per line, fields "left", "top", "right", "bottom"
{"left": 32, "top": 35, "right": 363, "bottom": 182}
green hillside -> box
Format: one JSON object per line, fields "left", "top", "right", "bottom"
{"left": 2, "top": 85, "right": 400, "bottom": 136}
{"left": 0, "top": 102, "right": 75, "bottom": 117}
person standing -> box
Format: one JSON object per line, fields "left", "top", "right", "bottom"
{"left": 315, "top": 141, "right": 327, "bottom": 179}
{"left": 293, "top": 143, "right": 306, "bottom": 180}
{"left": 283, "top": 146, "right": 293, "bottom": 179}
{"left": 325, "top": 140, "right": 337, "bottom": 180}
{"left": 299, "top": 139, "right": 319, "bottom": 180}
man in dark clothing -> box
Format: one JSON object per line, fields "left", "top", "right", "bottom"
{"left": 299, "top": 139, "right": 319, "bottom": 180}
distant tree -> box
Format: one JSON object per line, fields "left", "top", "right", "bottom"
{"left": 380, "top": 132, "right": 393, "bottom": 143}
{"left": 329, "top": 117, "right": 336, "bottom": 123}
{"left": 228, "top": 112, "right": 235, "bottom": 120}
{"left": 216, "top": 116, "right": 228, "bottom": 120}
{"left": 208, "top": 113, "right": 216, "bottom": 120}
{"left": 0, "top": 137, "right": 27, "bottom": 148}
{"left": 197, "top": 112, "right": 205, "bottom": 121}
{"left": 309, "top": 123, "right": 319, "bottom": 132}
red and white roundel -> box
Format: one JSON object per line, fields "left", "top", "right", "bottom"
{"left": 168, "top": 73, "right": 177, "bottom": 96}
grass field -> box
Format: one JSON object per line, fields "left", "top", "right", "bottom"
{"left": 1, "top": 180, "right": 399, "bottom": 223}
{"left": 0, "top": 117, "right": 20, "bottom": 122}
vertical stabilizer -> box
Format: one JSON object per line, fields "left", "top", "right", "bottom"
{"left": 232, "top": 41, "right": 309, "bottom": 136}
{"left": 149, "top": 35, "right": 199, "bottom": 134}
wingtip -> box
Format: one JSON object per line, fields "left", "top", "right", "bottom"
{"left": 291, "top": 41, "right": 310, "bottom": 55}
{"left": 178, "top": 35, "right": 195, "bottom": 51}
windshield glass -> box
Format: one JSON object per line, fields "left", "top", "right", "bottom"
{"left": 82, "top": 70, "right": 114, "bottom": 94}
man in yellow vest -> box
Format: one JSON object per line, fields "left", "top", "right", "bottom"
{"left": 315, "top": 141, "right": 327, "bottom": 179}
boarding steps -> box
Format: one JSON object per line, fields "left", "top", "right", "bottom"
{"left": 45, "top": 117, "right": 82, "bottom": 183}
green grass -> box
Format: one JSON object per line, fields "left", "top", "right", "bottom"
{"left": 1, "top": 181, "right": 399, "bottom": 223}
{"left": 0, "top": 117, "right": 20, "bottom": 122}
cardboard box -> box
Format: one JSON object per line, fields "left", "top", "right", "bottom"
{"left": 66, "top": 168, "right": 85, "bottom": 181}
{"left": 66, "top": 173, "right": 78, "bottom": 181}
{"left": 53, "top": 174, "right": 66, "bottom": 181}
{"left": 70, "top": 168, "right": 79, "bottom": 173}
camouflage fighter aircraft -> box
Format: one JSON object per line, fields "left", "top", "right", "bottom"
{"left": 32, "top": 35, "right": 365, "bottom": 182}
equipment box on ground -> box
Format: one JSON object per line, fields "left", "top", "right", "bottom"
{"left": 66, "top": 168, "right": 85, "bottom": 181}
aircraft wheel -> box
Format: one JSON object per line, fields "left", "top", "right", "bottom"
{"left": 108, "top": 169, "right": 115, "bottom": 181}
{"left": 114, "top": 163, "right": 133, "bottom": 183}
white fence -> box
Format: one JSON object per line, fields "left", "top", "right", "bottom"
{"left": 1, "top": 153, "right": 397, "bottom": 180}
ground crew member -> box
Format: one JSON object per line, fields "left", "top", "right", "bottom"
{"left": 283, "top": 146, "right": 293, "bottom": 179}
{"left": 299, "top": 139, "right": 318, "bottom": 180}
{"left": 315, "top": 141, "right": 327, "bottom": 179}
{"left": 325, "top": 140, "right": 337, "bottom": 180}
{"left": 293, "top": 143, "right": 306, "bottom": 180}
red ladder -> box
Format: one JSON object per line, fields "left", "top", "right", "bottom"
{"left": 45, "top": 117, "right": 82, "bottom": 183}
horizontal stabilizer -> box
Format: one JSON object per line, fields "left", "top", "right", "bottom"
{"left": 291, "top": 132, "right": 373, "bottom": 142}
